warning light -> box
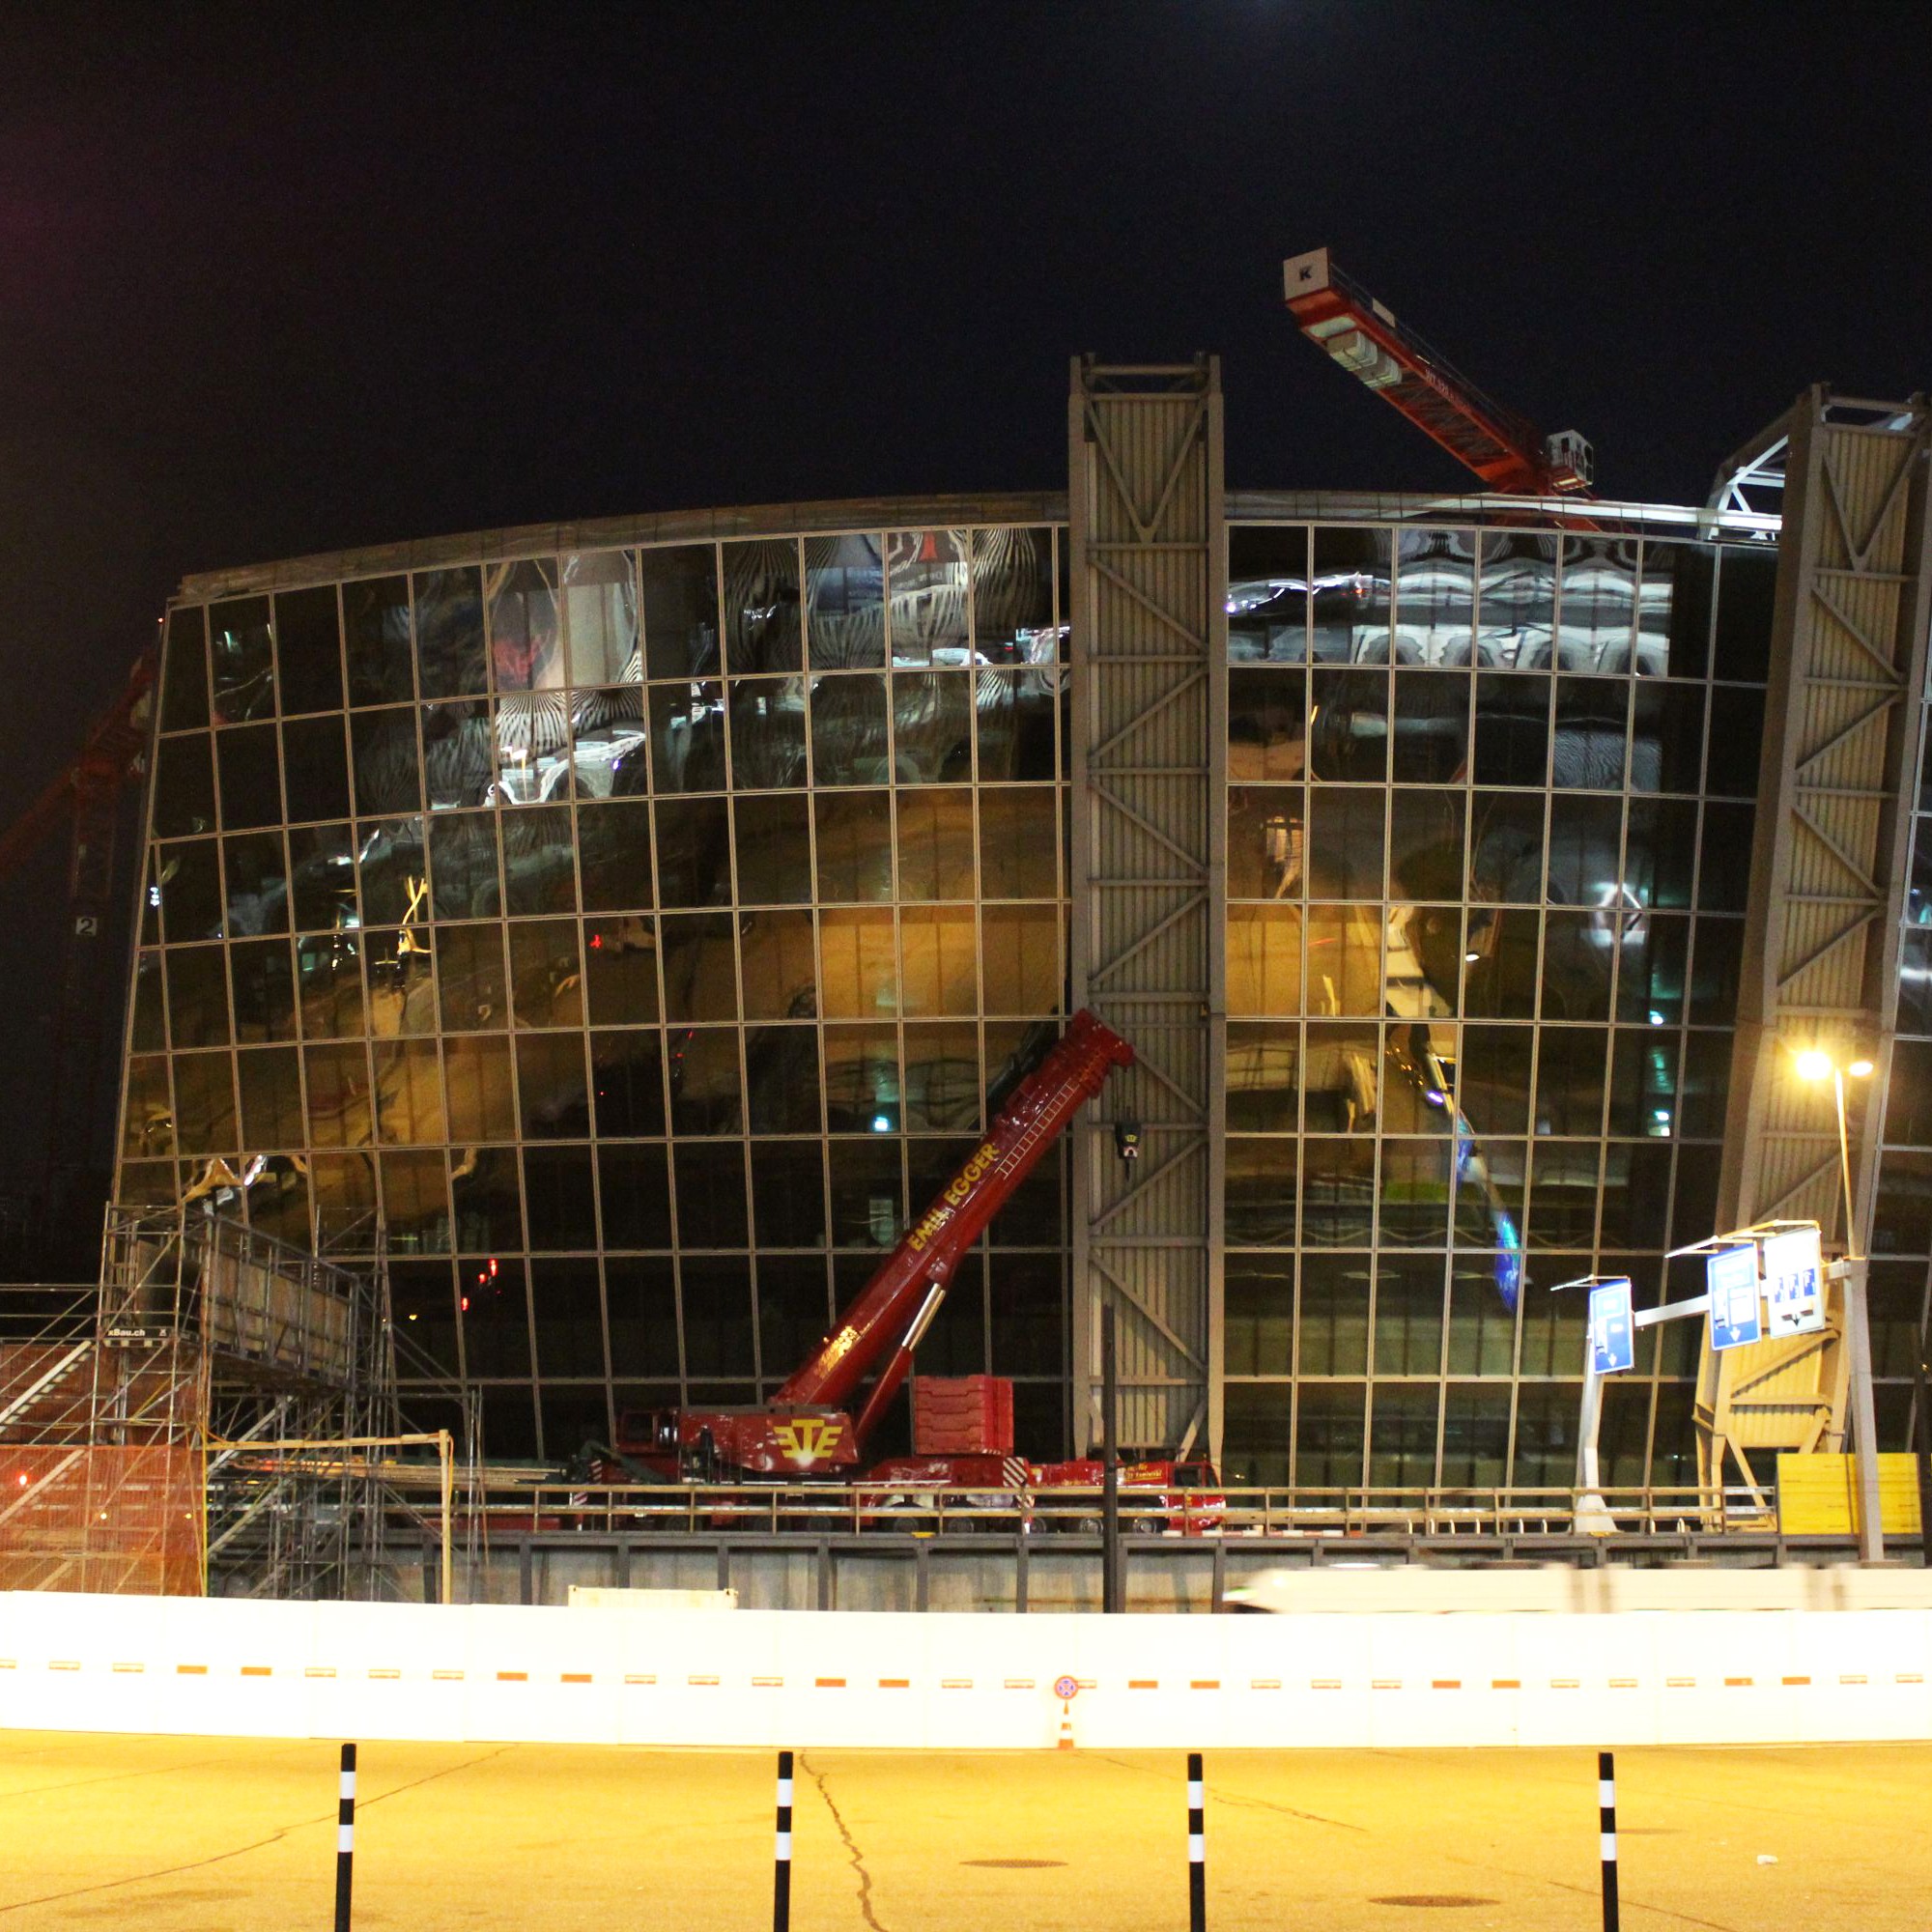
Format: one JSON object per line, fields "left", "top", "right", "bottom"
{"left": 488, "top": 1257, "right": 499, "bottom": 1278}
{"left": 590, "top": 933, "right": 604, "bottom": 950}
{"left": 14, "top": 1471, "right": 27, "bottom": 1487}
{"left": 460, "top": 1295, "right": 470, "bottom": 1313}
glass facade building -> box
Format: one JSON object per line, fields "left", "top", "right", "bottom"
{"left": 112, "top": 474, "right": 1932, "bottom": 1480}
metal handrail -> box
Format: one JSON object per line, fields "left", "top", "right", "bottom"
{"left": 415, "top": 1478, "right": 1777, "bottom": 1540}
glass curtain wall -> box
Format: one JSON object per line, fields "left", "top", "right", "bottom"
{"left": 1222, "top": 522, "right": 1775, "bottom": 1491}
{"left": 125, "top": 526, "right": 1069, "bottom": 1461}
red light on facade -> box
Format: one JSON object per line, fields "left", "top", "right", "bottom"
{"left": 460, "top": 1295, "right": 469, "bottom": 1312}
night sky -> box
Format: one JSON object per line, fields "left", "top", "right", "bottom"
{"left": 2, "top": 4, "right": 1927, "bottom": 1256}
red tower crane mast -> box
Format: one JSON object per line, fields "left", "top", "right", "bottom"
{"left": 1283, "top": 247, "right": 1596, "bottom": 498}
{"left": 618, "top": 1010, "right": 1134, "bottom": 1480}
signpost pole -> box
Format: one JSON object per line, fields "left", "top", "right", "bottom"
{"left": 1101, "top": 1299, "right": 1122, "bottom": 1613}
{"left": 1831, "top": 1065, "right": 1885, "bottom": 1564}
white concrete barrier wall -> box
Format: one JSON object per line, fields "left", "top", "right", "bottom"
{"left": 2, "top": 1590, "right": 1927, "bottom": 1750}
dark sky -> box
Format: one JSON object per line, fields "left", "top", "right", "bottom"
{"left": 2, "top": 3, "right": 1928, "bottom": 1232}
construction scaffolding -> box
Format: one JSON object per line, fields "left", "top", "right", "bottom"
{"left": 0, "top": 1205, "right": 476, "bottom": 1600}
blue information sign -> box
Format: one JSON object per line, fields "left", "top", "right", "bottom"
{"left": 1588, "top": 1278, "right": 1635, "bottom": 1376}
{"left": 1763, "top": 1227, "right": 1825, "bottom": 1338}
{"left": 1707, "top": 1244, "right": 1762, "bottom": 1351}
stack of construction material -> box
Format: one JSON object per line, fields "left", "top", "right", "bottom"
{"left": 910, "top": 1375, "right": 1014, "bottom": 1455}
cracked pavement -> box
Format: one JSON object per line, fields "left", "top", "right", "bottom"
{"left": 1, "top": 1733, "right": 1927, "bottom": 1928}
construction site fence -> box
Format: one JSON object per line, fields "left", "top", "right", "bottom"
{"left": 421, "top": 1480, "right": 1780, "bottom": 1542}
{"left": 0, "top": 1443, "right": 203, "bottom": 1596}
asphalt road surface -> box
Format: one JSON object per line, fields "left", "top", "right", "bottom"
{"left": 0, "top": 1732, "right": 1926, "bottom": 1929}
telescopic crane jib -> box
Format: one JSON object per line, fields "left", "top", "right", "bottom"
{"left": 1283, "top": 247, "right": 1596, "bottom": 499}
{"left": 617, "top": 1009, "right": 1134, "bottom": 1481}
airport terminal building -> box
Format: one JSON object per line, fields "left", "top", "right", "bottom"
{"left": 111, "top": 360, "right": 1932, "bottom": 1490}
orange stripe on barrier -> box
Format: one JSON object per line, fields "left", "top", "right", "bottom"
{"left": 1898, "top": 1673, "right": 1924, "bottom": 1685}
{"left": 1076, "top": 1679, "right": 1095, "bottom": 1690}
{"left": 0, "top": 1660, "right": 14, "bottom": 1670}
{"left": 1129, "top": 1679, "right": 1158, "bottom": 1690}
{"left": 112, "top": 1662, "right": 143, "bottom": 1674}
{"left": 1432, "top": 1680, "right": 1461, "bottom": 1690}
{"left": 878, "top": 1678, "right": 910, "bottom": 1690}
{"left": 941, "top": 1679, "right": 973, "bottom": 1690}
{"left": 497, "top": 1670, "right": 527, "bottom": 1683}
{"left": 1549, "top": 1679, "right": 1579, "bottom": 1690}
{"left": 242, "top": 1666, "right": 272, "bottom": 1679}
{"left": 1609, "top": 1678, "right": 1637, "bottom": 1690}
{"left": 814, "top": 1677, "right": 846, "bottom": 1689}
{"left": 1313, "top": 1679, "right": 1342, "bottom": 1690}
{"left": 368, "top": 1668, "right": 400, "bottom": 1681}
{"left": 1190, "top": 1680, "right": 1221, "bottom": 1691}
{"left": 1492, "top": 1678, "right": 1520, "bottom": 1690}
{"left": 1666, "top": 1677, "right": 1694, "bottom": 1688}
{"left": 434, "top": 1670, "right": 464, "bottom": 1682}
{"left": 561, "top": 1673, "right": 592, "bottom": 1685}
{"left": 753, "top": 1676, "right": 783, "bottom": 1689}
{"left": 624, "top": 1673, "right": 656, "bottom": 1686}
{"left": 48, "top": 1661, "right": 79, "bottom": 1672}
{"left": 176, "top": 1664, "right": 207, "bottom": 1676}
{"left": 687, "top": 1675, "right": 720, "bottom": 1687}
{"left": 305, "top": 1667, "right": 336, "bottom": 1679}
{"left": 1840, "top": 1674, "right": 1867, "bottom": 1686}
{"left": 1372, "top": 1679, "right": 1401, "bottom": 1690}
{"left": 1004, "top": 1678, "right": 1035, "bottom": 1690}
{"left": 1783, "top": 1675, "right": 1811, "bottom": 1687}
{"left": 1724, "top": 1677, "right": 1752, "bottom": 1688}
{"left": 1250, "top": 1678, "right": 1282, "bottom": 1690}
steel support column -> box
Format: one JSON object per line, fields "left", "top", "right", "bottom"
{"left": 1068, "top": 357, "right": 1227, "bottom": 1461}
{"left": 1710, "top": 389, "right": 1932, "bottom": 1493}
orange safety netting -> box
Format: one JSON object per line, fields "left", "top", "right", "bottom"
{"left": 0, "top": 1443, "right": 203, "bottom": 1595}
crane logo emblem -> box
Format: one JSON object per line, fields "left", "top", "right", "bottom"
{"left": 773, "top": 1417, "right": 844, "bottom": 1463}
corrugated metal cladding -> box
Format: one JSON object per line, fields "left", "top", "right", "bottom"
{"left": 1721, "top": 392, "right": 1932, "bottom": 1238}
{"left": 1067, "top": 357, "right": 1228, "bottom": 1458}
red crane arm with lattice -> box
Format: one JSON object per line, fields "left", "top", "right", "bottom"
{"left": 1283, "top": 247, "right": 1594, "bottom": 498}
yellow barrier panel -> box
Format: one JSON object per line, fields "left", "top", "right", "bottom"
{"left": 1776, "top": 1453, "right": 1924, "bottom": 1534}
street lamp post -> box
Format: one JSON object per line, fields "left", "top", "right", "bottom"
{"left": 1795, "top": 1048, "right": 1884, "bottom": 1563}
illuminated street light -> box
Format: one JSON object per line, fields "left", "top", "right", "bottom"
{"left": 1792, "top": 1044, "right": 1884, "bottom": 1561}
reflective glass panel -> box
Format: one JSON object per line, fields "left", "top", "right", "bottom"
{"left": 344, "top": 576, "right": 413, "bottom": 706}
{"left": 160, "top": 606, "right": 209, "bottom": 731}
{"left": 640, "top": 545, "right": 721, "bottom": 679}
{"left": 413, "top": 566, "right": 487, "bottom": 698}
{"left": 209, "top": 596, "right": 275, "bottom": 723}
{"left": 561, "top": 550, "right": 639, "bottom": 685}
{"left": 722, "top": 538, "right": 802, "bottom": 673}
{"left": 886, "top": 529, "right": 969, "bottom": 666}
{"left": 274, "top": 584, "right": 344, "bottom": 715}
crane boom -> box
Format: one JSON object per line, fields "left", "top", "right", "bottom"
{"left": 1283, "top": 247, "right": 1594, "bottom": 497}
{"left": 781, "top": 1009, "right": 1133, "bottom": 1412}
{"left": 615, "top": 1010, "right": 1133, "bottom": 1479}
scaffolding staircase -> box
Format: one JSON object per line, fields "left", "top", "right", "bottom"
{"left": 2, "top": 1208, "right": 475, "bottom": 1601}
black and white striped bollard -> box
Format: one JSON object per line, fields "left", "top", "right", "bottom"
{"left": 774, "top": 1748, "right": 793, "bottom": 1932}
{"left": 1187, "top": 1749, "right": 1206, "bottom": 1932}
{"left": 334, "top": 1742, "right": 356, "bottom": 1932}
{"left": 1598, "top": 1749, "right": 1619, "bottom": 1932}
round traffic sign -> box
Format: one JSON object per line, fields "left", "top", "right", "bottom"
{"left": 1053, "top": 1674, "right": 1079, "bottom": 1701}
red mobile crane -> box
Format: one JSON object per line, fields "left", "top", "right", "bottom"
{"left": 614, "top": 1010, "right": 1138, "bottom": 1486}
{"left": 1282, "top": 247, "right": 1596, "bottom": 498}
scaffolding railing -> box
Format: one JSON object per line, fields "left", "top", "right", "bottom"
{"left": 414, "top": 1478, "right": 1782, "bottom": 1545}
